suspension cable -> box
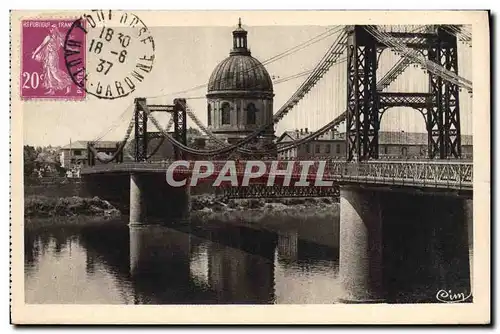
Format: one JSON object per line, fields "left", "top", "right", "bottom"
{"left": 149, "top": 29, "right": 350, "bottom": 156}
{"left": 145, "top": 25, "right": 345, "bottom": 100}
{"left": 442, "top": 25, "right": 471, "bottom": 45}
{"left": 365, "top": 26, "right": 472, "bottom": 92}
{"left": 179, "top": 28, "right": 432, "bottom": 155}
{"left": 91, "top": 102, "right": 134, "bottom": 143}
{"left": 377, "top": 25, "right": 436, "bottom": 91}
{"left": 117, "top": 25, "right": 472, "bottom": 158}
{"left": 88, "top": 114, "right": 135, "bottom": 163}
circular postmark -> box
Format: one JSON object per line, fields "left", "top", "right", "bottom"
{"left": 63, "top": 10, "right": 155, "bottom": 100}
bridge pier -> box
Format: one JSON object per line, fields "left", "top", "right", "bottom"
{"left": 130, "top": 173, "right": 147, "bottom": 225}
{"left": 464, "top": 199, "right": 473, "bottom": 288}
{"left": 129, "top": 173, "right": 191, "bottom": 225}
{"left": 339, "top": 187, "right": 384, "bottom": 303}
{"left": 339, "top": 186, "right": 472, "bottom": 303}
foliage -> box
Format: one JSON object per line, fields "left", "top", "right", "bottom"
{"left": 24, "top": 195, "right": 120, "bottom": 218}
{"left": 186, "top": 127, "right": 202, "bottom": 147}
{"left": 23, "top": 145, "right": 39, "bottom": 179}
{"left": 24, "top": 145, "right": 66, "bottom": 179}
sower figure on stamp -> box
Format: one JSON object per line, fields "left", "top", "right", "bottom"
{"left": 31, "top": 24, "right": 72, "bottom": 95}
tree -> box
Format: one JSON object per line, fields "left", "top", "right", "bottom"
{"left": 186, "top": 127, "right": 202, "bottom": 147}
{"left": 23, "top": 145, "right": 39, "bottom": 179}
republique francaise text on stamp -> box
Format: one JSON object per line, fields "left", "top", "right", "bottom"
{"left": 21, "top": 19, "right": 86, "bottom": 100}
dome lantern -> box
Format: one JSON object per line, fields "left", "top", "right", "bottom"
{"left": 231, "top": 18, "right": 250, "bottom": 56}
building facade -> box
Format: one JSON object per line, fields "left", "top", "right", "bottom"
{"left": 277, "top": 130, "right": 473, "bottom": 160}
{"left": 59, "top": 140, "right": 121, "bottom": 169}
{"left": 277, "top": 128, "right": 345, "bottom": 159}
{"left": 206, "top": 20, "right": 275, "bottom": 153}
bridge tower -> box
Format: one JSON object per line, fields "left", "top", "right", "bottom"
{"left": 134, "top": 97, "right": 149, "bottom": 162}
{"left": 133, "top": 97, "right": 188, "bottom": 161}
{"left": 172, "top": 98, "right": 187, "bottom": 160}
{"left": 340, "top": 26, "right": 469, "bottom": 303}
{"left": 427, "top": 27, "right": 462, "bottom": 159}
{"left": 346, "top": 25, "right": 462, "bottom": 161}
{"left": 346, "top": 26, "right": 379, "bottom": 161}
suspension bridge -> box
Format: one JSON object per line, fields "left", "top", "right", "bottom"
{"left": 80, "top": 24, "right": 473, "bottom": 303}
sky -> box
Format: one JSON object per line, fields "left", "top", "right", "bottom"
{"left": 21, "top": 23, "right": 473, "bottom": 147}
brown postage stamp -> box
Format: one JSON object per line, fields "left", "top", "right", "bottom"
{"left": 10, "top": 10, "right": 490, "bottom": 325}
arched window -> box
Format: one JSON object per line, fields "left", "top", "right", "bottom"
{"left": 207, "top": 104, "right": 212, "bottom": 126}
{"left": 401, "top": 146, "right": 408, "bottom": 157}
{"left": 246, "top": 103, "right": 257, "bottom": 125}
{"left": 221, "top": 102, "right": 231, "bottom": 125}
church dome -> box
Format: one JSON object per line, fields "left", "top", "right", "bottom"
{"left": 208, "top": 55, "right": 273, "bottom": 93}
{"left": 207, "top": 19, "right": 273, "bottom": 96}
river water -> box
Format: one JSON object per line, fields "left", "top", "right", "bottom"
{"left": 25, "top": 217, "right": 343, "bottom": 304}
{"left": 25, "top": 210, "right": 473, "bottom": 304}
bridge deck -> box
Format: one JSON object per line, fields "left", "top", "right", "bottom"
{"left": 81, "top": 160, "right": 473, "bottom": 192}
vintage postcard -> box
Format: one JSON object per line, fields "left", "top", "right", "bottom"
{"left": 10, "top": 10, "right": 490, "bottom": 324}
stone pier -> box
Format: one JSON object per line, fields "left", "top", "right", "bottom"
{"left": 130, "top": 173, "right": 147, "bottom": 225}
{"left": 339, "top": 187, "right": 472, "bottom": 303}
{"left": 339, "top": 187, "right": 384, "bottom": 303}
{"left": 128, "top": 173, "right": 191, "bottom": 225}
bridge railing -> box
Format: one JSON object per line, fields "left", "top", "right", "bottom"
{"left": 81, "top": 160, "right": 473, "bottom": 191}
{"left": 325, "top": 160, "right": 473, "bottom": 190}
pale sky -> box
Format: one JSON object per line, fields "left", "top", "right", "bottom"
{"left": 22, "top": 24, "right": 473, "bottom": 147}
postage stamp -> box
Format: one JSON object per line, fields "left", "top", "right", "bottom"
{"left": 9, "top": 10, "right": 491, "bottom": 325}
{"left": 21, "top": 19, "right": 86, "bottom": 100}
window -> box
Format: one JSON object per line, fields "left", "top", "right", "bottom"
{"left": 336, "top": 144, "right": 341, "bottom": 154}
{"left": 221, "top": 102, "right": 231, "bottom": 125}
{"left": 315, "top": 144, "right": 320, "bottom": 154}
{"left": 207, "top": 104, "right": 212, "bottom": 126}
{"left": 306, "top": 144, "right": 310, "bottom": 153}
{"left": 246, "top": 103, "right": 257, "bottom": 125}
{"left": 325, "top": 144, "right": 331, "bottom": 154}
{"left": 384, "top": 146, "right": 388, "bottom": 154}
{"left": 73, "top": 149, "right": 82, "bottom": 156}
{"left": 401, "top": 147, "right": 408, "bottom": 156}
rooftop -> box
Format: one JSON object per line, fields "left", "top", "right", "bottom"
{"left": 277, "top": 129, "right": 344, "bottom": 143}
{"left": 61, "top": 140, "right": 121, "bottom": 150}
{"left": 276, "top": 130, "right": 473, "bottom": 145}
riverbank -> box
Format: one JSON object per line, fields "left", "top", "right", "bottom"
{"left": 191, "top": 195, "right": 339, "bottom": 229}
{"left": 24, "top": 195, "right": 121, "bottom": 219}
{"left": 24, "top": 194, "right": 339, "bottom": 230}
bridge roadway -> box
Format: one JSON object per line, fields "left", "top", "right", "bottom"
{"left": 81, "top": 159, "right": 473, "bottom": 194}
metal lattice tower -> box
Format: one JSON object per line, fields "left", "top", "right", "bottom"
{"left": 346, "top": 25, "right": 462, "bottom": 161}
{"left": 133, "top": 98, "right": 188, "bottom": 161}
{"left": 172, "top": 98, "right": 187, "bottom": 160}
{"left": 346, "top": 26, "right": 379, "bottom": 161}
{"left": 427, "top": 28, "right": 462, "bottom": 159}
{"left": 134, "top": 97, "right": 148, "bottom": 162}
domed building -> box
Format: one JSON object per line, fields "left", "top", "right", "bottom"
{"left": 206, "top": 19, "right": 275, "bottom": 153}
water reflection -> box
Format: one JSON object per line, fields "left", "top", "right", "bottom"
{"left": 25, "top": 218, "right": 341, "bottom": 304}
